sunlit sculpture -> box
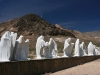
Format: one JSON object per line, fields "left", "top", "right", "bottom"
{"left": 80, "top": 42, "right": 87, "bottom": 56}
{"left": 62, "top": 37, "right": 74, "bottom": 57}
{"left": 88, "top": 42, "right": 95, "bottom": 56}
{"left": 14, "top": 35, "right": 29, "bottom": 60}
{"left": 24, "top": 39, "right": 29, "bottom": 59}
{"left": 94, "top": 46, "right": 100, "bottom": 55}
{"left": 0, "top": 31, "right": 11, "bottom": 61}
{"left": 36, "top": 35, "right": 45, "bottom": 59}
{"left": 48, "top": 38, "right": 58, "bottom": 58}
{"left": 0, "top": 31, "right": 30, "bottom": 61}
{"left": 10, "top": 32, "right": 17, "bottom": 60}
{"left": 43, "top": 42, "right": 50, "bottom": 58}
{"left": 43, "top": 38, "right": 58, "bottom": 58}
{"left": 74, "top": 39, "right": 80, "bottom": 56}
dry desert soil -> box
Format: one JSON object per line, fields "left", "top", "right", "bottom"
{"left": 44, "top": 59, "right": 100, "bottom": 75}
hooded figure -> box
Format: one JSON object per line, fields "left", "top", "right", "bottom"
{"left": 48, "top": 38, "right": 58, "bottom": 58}
{"left": 24, "top": 39, "right": 29, "bottom": 59}
{"left": 14, "top": 35, "right": 29, "bottom": 60}
{"left": 36, "top": 35, "right": 45, "bottom": 59}
{"left": 0, "top": 31, "right": 11, "bottom": 61}
{"left": 74, "top": 39, "right": 80, "bottom": 56}
{"left": 94, "top": 46, "right": 100, "bottom": 55}
{"left": 80, "top": 42, "right": 87, "bottom": 56}
{"left": 10, "top": 32, "right": 17, "bottom": 60}
{"left": 88, "top": 42, "right": 95, "bottom": 56}
{"left": 62, "top": 37, "right": 74, "bottom": 57}
{"left": 43, "top": 42, "right": 50, "bottom": 58}
{"left": 43, "top": 38, "right": 58, "bottom": 58}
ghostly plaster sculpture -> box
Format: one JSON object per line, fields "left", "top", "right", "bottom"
{"left": 43, "top": 42, "right": 50, "bottom": 58}
{"left": 43, "top": 38, "right": 58, "bottom": 58}
{"left": 36, "top": 35, "right": 45, "bottom": 59}
{"left": 94, "top": 46, "right": 100, "bottom": 55}
{"left": 80, "top": 42, "right": 87, "bottom": 56}
{"left": 51, "top": 38, "right": 58, "bottom": 58}
{"left": 88, "top": 42, "right": 95, "bottom": 56}
{"left": 24, "top": 39, "right": 29, "bottom": 59}
{"left": 14, "top": 35, "right": 29, "bottom": 60}
{"left": 62, "top": 37, "right": 74, "bottom": 57}
{"left": 48, "top": 38, "right": 58, "bottom": 58}
{"left": 10, "top": 32, "right": 17, "bottom": 60}
{"left": 0, "top": 31, "right": 11, "bottom": 61}
{"left": 74, "top": 39, "right": 80, "bottom": 56}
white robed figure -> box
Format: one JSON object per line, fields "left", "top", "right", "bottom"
{"left": 10, "top": 32, "right": 17, "bottom": 60}
{"left": 36, "top": 35, "right": 45, "bottom": 59}
{"left": 43, "top": 38, "right": 58, "bottom": 58}
{"left": 80, "top": 42, "right": 87, "bottom": 56}
{"left": 74, "top": 39, "right": 80, "bottom": 56}
{"left": 94, "top": 46, "right": 100, "bottom": 55}
{"left": 24, "top": 39, "right": 29, "bottom": 59}
{"left": 88, "top": 42, "right": 95, "bottom": 56}
{"left": 0, "top": 31, "right": 11, "bottom": 61}
{"left": 14, "top": 35, "right": 29, "bottom": 60}
{"left": 43, "top": 42, "right": 50, "bottom": 58}
{"left": 62, "top": 37, "right": 74, "bottom": 57}
{"left": 48, "top": 38, "right": 58, "bottom": 58}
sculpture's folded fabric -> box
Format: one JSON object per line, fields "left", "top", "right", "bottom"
{"left": 88, "top": 42, "right": 95, "bottom": 56}
{"left": 0, "top": 31, "right": 11, "bottom": 61}
{"left": 48, "top": 38, "right": 58, "bottom": 58}
{"left": 62, "top": 37, "right": 74, "bottom": 57}
{"left": 36, "top": 35, "right": 45, "bottom": 59}
{"left": 74, "top": 39, "right": 80, "bottom": 56}
{"left": 14, "top": 35, "right": 29, "bottom": 60}
{"left": 80, "top": 42, "right": 87, "bottom": 56}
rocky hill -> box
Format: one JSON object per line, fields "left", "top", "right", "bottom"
{"left": 0, "top": 14, "right": 76, "bottom": 38}
{"left": 84, "top": 31, "right": 100, "bottom": 37}
{"left": 0, "top": 14, "right": 100, "bottom": 53}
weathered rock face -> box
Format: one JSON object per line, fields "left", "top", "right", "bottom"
{"left": 62, "top": 37, "right": 74, "bottom": 57}
{"left": 0, "top": 14, "right": 76, "bottom": 38}
{"left": 0, "top": 14, "right": 85, "bottom": 51}
{"left": 88, "top": 42, "right": 95, "bottom": 56}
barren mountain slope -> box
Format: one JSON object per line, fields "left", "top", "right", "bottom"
{"left": 0, "top": 14, "right": 100, "bottom": 54}
{"left": 0, "top": 14, "right": 76, "bottom": 38}
{"left": 84, "top": 30, "right": 100, "bottom": 37}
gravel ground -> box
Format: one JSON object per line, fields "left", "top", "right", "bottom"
{"left": 49, "top": 59, "right": 100, "bottom": 75}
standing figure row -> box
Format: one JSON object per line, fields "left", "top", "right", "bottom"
{"left": 36, "top": 36, "right": 100, "bottom": 59}
{"left": 63, "top": 38, "right": 100, "bottom": 57}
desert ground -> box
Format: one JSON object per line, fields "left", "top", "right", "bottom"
{"left": 43, "top": 59, "right": 100, "bottom": 75}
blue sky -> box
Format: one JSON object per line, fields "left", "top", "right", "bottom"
{"left": 0, "top": 0, "right": 100, "bottom": 32}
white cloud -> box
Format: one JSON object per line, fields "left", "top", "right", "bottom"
{"left": 58, "top": 22, "right": 78, "bottom": 29}
{"left": 60, "top": 21, "right": 79, "bottom": 25}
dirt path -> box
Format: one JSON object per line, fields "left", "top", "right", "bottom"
{"left": 49, "top": 59, "right": 100, "bottom": 75}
